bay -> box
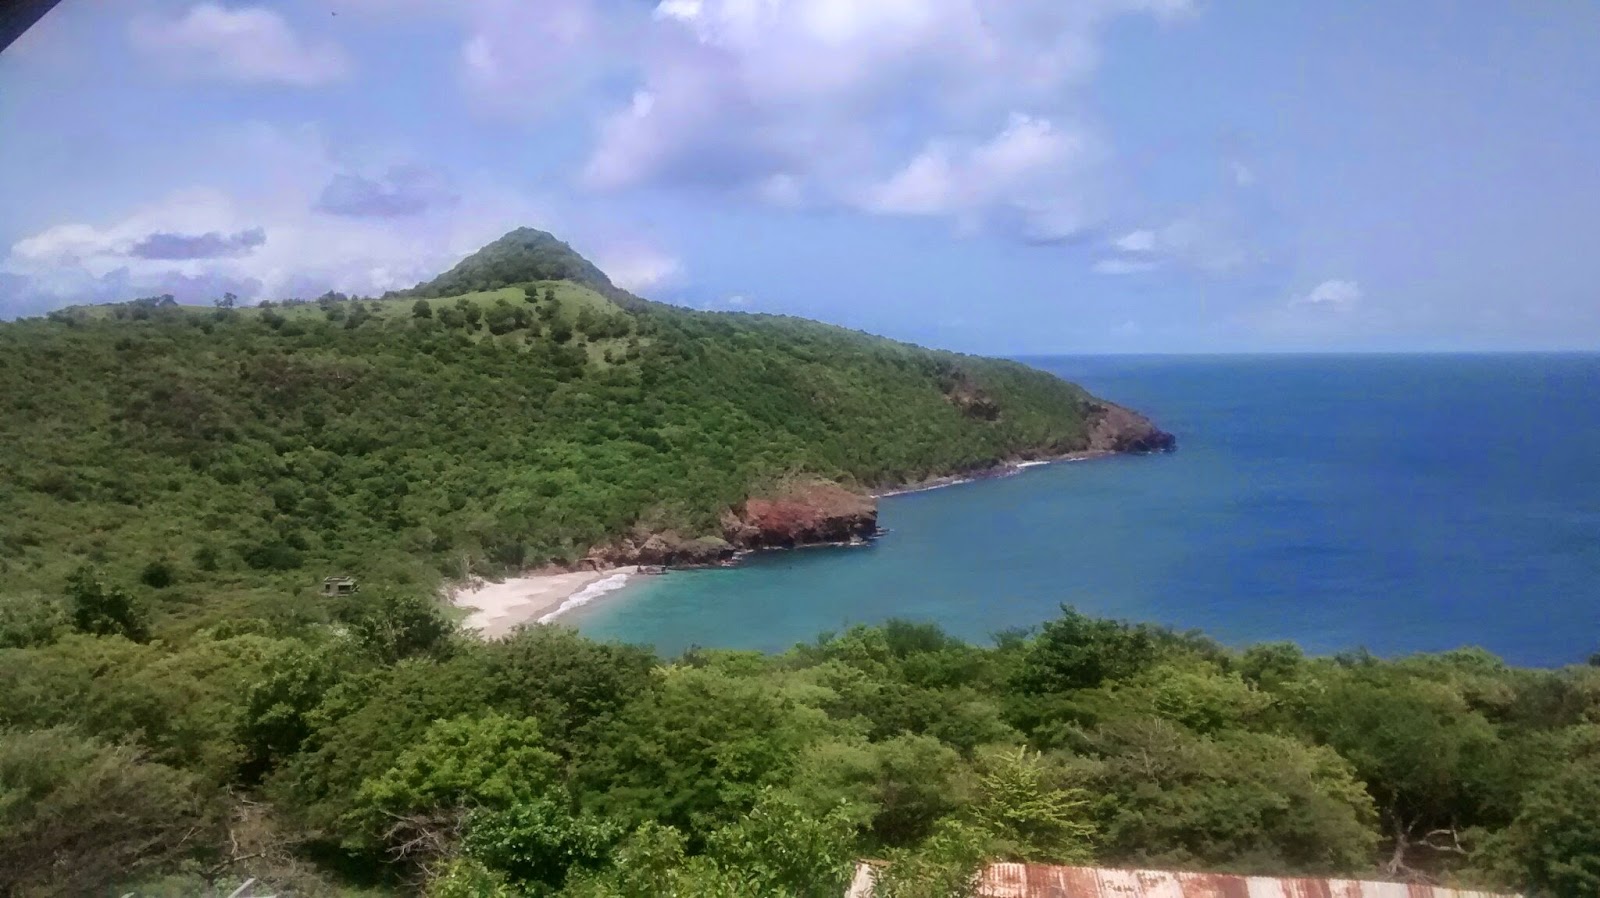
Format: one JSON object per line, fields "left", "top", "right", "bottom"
{"left": 571, "top": 354, "right": 1600, "bottom": 667}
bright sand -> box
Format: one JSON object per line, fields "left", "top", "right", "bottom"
{"left": 452, "top": 568, "right": 637, "bottom": 638}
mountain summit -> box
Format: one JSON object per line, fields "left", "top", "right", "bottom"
{"left": 409, "top": 227, "right": 615, "bottom": 297}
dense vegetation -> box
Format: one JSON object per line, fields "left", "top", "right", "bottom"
{"left": 1, "top": 234, "right": 1098, "bottom": 629}
{"left": 1, "top": 597, "right": 1596, "bottom": 897}
{"left": 3, "top": 231, "right": 1595, "bottom": 896}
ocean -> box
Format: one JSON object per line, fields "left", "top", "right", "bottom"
{"left": 570, "top": 354, "right": 1600, "bottom": 668}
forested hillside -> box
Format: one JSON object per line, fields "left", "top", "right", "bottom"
{"left": 0, "top": 230, "right": 1118, "bottom": 633}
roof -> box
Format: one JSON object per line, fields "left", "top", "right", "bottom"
{"left": 845, "top": 863, "right": 1519, "bottom": 898}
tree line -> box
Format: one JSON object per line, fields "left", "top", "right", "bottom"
{"left": 1, "top": 592, "right": 1595, "bottom": 896}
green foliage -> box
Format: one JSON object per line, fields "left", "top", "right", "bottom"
{"left": 1014, "top": 606, "right": 1159, "bottom": 695}
{"left": 465, "top": 801, "right": 621, "bottom": 889}
{"left": 1299, "top": 664, "right": 1511, "bottom": 874}
{"left": 1474, "top": 746, "right": 1600, "bottom": 897}
{"left": 357, "top": 713, "right": 560, "bottom": 819}
{"left": 969, "top": 747, "right": 1095, "bottom": 863}
{"left": 335, "top": 589, "right": 455, "bottom": 665}
{"left": 869, "top": 819, "right": 991, "bottom": 898}
{"left": 426, "top": 858, "right": 518, "bottom": 898}
{"left": 700, "top": 789, "right": 858, "bottom": 897}
{"left": 788, "top": 733, "right": 966, "bottom": 848}
{"left": 0, "top": 592, "right": 66, "bottom": 648}
{"left": 0, "top": 727, "right": 217, "bottom": 897}
{"left": 140, "top": 558, "right": 176, "bottom": 588}
{"left": 66, "top": 566, "right": 149, "bottom": 641}
{"left": 581, "top": 666, "right": 832, "bottom": 832}
{"left": 0, "top": 602, "right": 1592, "bottom": 892}
{"left": 1078, "top": 719, "right": 1380, "bottom": 872}
{"left": 238, "top": 640, "right": 343, "bottom": 781}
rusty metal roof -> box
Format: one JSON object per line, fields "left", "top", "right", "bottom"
{"left": 846, "top": 863, "right": 1519, "bottom": 898}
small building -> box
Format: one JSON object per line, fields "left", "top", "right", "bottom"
{"left": 320, "top": 576, "right": 358, "bottom": 598}
{"left": 845, "top": 863, "right": 1519, "bottom": 898}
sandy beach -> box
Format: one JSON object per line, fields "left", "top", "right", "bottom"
{"left": 452, "top": 567, "right": 638, "bottom": 638}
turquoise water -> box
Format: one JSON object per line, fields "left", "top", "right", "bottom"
{"left": 571, "top": 354, "right": 1600, "bottom": 667}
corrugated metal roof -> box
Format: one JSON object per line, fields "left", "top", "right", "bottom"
{"left": 845, "top": 863, "right": 1519, "bottom": 898}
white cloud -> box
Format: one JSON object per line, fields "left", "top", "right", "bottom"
{"left": 859, "top": 114, "right": 1099, "bottom": 239}
{"left": 1, "top": 124, "right": 561, "bottom": 311}
{"left": 323, "top": 0, "right": 1197, "bottom": 241}
{"left": 1294, "top": 278, "right": 1362, "bottom": 309}
{"left": 1230, "top": 160, "right": 1256, "bottom": 187}
{"left": 451, "top": 0, "right": 617, "bottom": 117}
{"left": 438, "top": 0, "right": 1190, "bottom": 239}
{"left": 130, "top": 4, "right": 350, "bottom": 86}
{"left": 1092, "top": 258, "right": 1158, "bottom": 275}
{"left": 1113, "top": 229, "right": 1157, "bottom": 253}
{"left": 591, "top": 245, "right": 685, "bottom": 292}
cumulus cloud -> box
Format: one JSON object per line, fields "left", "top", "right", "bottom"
{"left": 0, "top": 125, "right": 568, "bottom": 312}
{"left": 858, "top": 114, "right": 1097, "bottom": 239}
{"left": 1294, "top": 279, "right": 1362, "bottom": 309}
{"left": 129, "top": 227, "right": 266, "bottom": 260}
{"left": 130, "top": 4, "right": 351, "bottom": 86}
{"left": 316, "top": 166, "right": 460, "bottom": 218}
{"left": 423, "top": 0, "right": 1187, "bottom": 240}
{"left": 310, "top": 0, "right": 1196, "bottom": 242}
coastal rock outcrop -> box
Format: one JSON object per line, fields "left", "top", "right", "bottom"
{"left": 724, "top": 479, "right": 879, "bottom": 549}
{"left": 581, "top": 531, "right": 736, "bottom": 569}
{"left": 1085, "top": 401, "right": 1177, "bottom": 454}
{"left": 580, "top": 480, "right": 878, "bottom": 570}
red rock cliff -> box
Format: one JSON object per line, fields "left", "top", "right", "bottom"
{"left": 723, "top": 480, "right": 879, "bottom": 549}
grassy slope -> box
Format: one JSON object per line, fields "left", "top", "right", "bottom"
{"left": 2, "top": 287, "right": 1096, "bottom": 633}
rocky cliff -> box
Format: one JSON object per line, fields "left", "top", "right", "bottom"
{"left": 723, "top": 480, "right": 879, "bottom": 549}
{"left": 1085, "top": 401, "right": 1177, "bottom": 454}
{"left": 582, "top": 480, "right": 878, "bottom": 570}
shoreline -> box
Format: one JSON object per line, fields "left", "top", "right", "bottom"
{"left": 451, "top": 567, "right": 640, "bottom": 638}
{"left": 870, "top": 449, "right": 1113, "bottom": 498}
{"left": 451, "top": 449, "right": 1127, "bottom": 638}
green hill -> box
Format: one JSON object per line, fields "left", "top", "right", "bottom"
{"left": 406, "top": 227, "right": 619, "bottom": 298}
{"left": 1, "top": 230, "right": 1153, "bottom": 631}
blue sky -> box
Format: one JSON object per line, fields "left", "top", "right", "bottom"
{"left": 2, "top": 0, "right": 1598, "bottom": 353}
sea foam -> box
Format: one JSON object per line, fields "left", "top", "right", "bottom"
{"left": 537, "top": 571, "right": 634, "bottom": 624}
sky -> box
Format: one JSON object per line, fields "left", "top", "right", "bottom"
{"left": 2, "top": 1, "right": 1598, "bottom": 354}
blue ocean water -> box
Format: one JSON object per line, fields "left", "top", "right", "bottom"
{"left": 571, "top": 354, "right": 1600, "bottom": 667}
